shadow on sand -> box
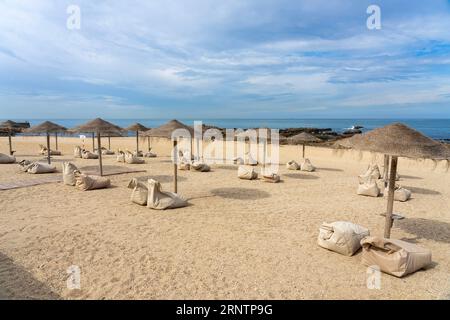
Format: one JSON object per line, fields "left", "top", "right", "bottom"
{"left": 283, "top": 173, "right": 319, "bottom": 180}
{"left": 402, "top": 186, "right": 441, "bottom": 195}
{"left": 0, "top": 252, "right": 60, "bottom": 300}
{"left": 211, "top": 187, "right": 271, "bottom": 200}
{"left": 397, "top": 218, "right": 450, "bottom": 244}
{"left": 135, "top": 175, "right": 187, "bottom": 183}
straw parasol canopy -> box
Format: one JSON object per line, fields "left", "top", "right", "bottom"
{"left": 142, "top": 119, "right": 193, "bottom": 139}
{"left": 336, "top": 123, "right": 450, "bottom": 160}
{"left": 1, "top": 120, "right": 30, "bottom": 155}
{"left": 142, "top": 120, "right": 194, "bottom": 193}
{"left": 26, "top": 121, "right": 67, "bottom": 164}
{"left": 71, "top": 118, "right": 123, "bottom": 176}
{"left": 126, "top": 123, "right": 148, "bottom": 156}
{"left": 288, "top": 132, "right": 322, "bottom": 158}
{"left": 338, "top": 122, "right": 450, "bottom": 238}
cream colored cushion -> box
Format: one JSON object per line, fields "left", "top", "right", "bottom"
{"left": 318, "top": 221, "right": 370, "bottom": 256}
{"left": 361, "top": 237, "right": 432, "bottom": 277}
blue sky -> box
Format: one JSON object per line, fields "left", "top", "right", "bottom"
{"left": 1, "top": 0, "right": 450, "bottom": 119}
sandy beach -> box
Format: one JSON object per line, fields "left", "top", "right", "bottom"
{"left": 0, "top": 136, "right": 449, "bottom": 300}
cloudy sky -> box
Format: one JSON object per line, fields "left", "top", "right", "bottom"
{"left": 1, "top": 0, "right": 450, "bottom": 119}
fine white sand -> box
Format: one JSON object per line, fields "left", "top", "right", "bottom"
{"left": 0, "top": 136, "right": 449, "bottom": 299}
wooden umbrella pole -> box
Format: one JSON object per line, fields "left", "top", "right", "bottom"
{"left": 8, "top": 132, "right": 13, "bottom": 155}
{"left": 97, "top": 132, "right": 103, "bottom": 176}
{"left": 384, "top": 156, "right": 398, "bottom": 238}
{"left": 173, "top": 139, "right": 178, "bottom": 193}
{"left": 147, "top": 137, "right": 150, "bottom": 151}
{"left": 92, "top": 133, "right": 95, "bottom": 152}
{"left": 46, "top": 133, "right": 51, "bottom": 164}
{"left": 383, "top": 154, "right": 390, "bottom": 188}
{"left": 108, "top": 136, "right": 111, "bottom": 150}
{"left": 263, "top": 138, "right": 267, "bottom": 171}
{"left": 136, "top": 130, "right": 139, "bottom": 155}
{"left": 55, "top": 132, "right": 58, "bottom": 151}
{"left": 302, "top": 144, "right": 305, "bottom": 158}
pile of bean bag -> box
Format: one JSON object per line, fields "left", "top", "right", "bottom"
{"left": 300, "top": 158, "right": 315, "bottom": 172}
{"left": 147, "top": 179, "right": 188, "bottom": 210}
{"left": 62, "top": 162, "right": 79, "bottom": 186}
{"left": 318, "top": 221, "right": 370, "bottom": 256}
{"left": 74, "top": 172, "right": 111, "bottom": 191}
{"left": 286, "top": 160, "right": 300, "bottom": 170}
{"left": 238, "top": 166, "right": 258, "bottom": 180}
{"left": 191, "top": 162, "right": 210, "bottom": 172}
{"left": 384, "top": 185, "right": 411, "bottom": 202}
{"left": 361, "top": 236, "right": 432, "bottom": 277}
{"left": 0, "top": 153, "right": 16, "bottom": 164}
{"left": 357, "top": 177, "right": 380, "bottom": 197}
{"left": 19, "top": 161, "right": 57, "bottom": 174}
{"left": 39, "top": 144, "right": 61, "bottom": 156}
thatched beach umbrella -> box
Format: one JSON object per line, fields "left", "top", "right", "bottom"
{"left": 0, "top": 120, "right": 30, "bottom": 155}
{"left": 340, "top": 123, "right": 450, "bottom": 238}
{"left": 126, "top": 123, "right": 148, "bottom": 156}
{"left": 72, "top": 118, "right": 122, "bottom": 176}
{"left": 288, "top": 132, "right": 322, "bottom": 158}
{"left": 142, "top": 120, "right": 194, "bottom": 193}
{"left": 26, "top": 121, "right": 67, "bottom": 164}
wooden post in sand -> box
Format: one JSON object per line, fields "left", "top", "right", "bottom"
{"left": 383, "top": 154, "right": 390, "bottom": 188}
{"left": 108, "top": 136, "right": 111, "bottom": 150}
{"left": 97, "top": 132, "right": 103, "bottom": 176}
{"left": 92, "top": 133, "right": 95, "bottom": 152}
{"left": 173, "top": 139, "right": 178, "bottom": 193}
{"left": 8, "top": 132, "right": 13, "bottom": 155}
{"left": 302, "top": 144, "right": 305, "bottom": 158}
{"left": 384, "top": 156, "right": 398, "bottom": 238}
{"left": 55, "top": 132, "right": 58, "bottom": 151}
{"left": 46, "top": 133, "right": 51, "bottom": 164}
{"left": 136, "top": 130, "right": 140, "bottom": 155}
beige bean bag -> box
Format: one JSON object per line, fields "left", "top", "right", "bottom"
{"left": 191, "top": 162, "right": 210, "bottom": 172}
{"left": 75, "top": 173, "right": 111, "bottom": 191}
{"left": 238, "top": 166, "right": 258, "bottom": 180}
{"left": 18, "top": 160, "right": 33, "bottom": 172}
{"left": 179, "top": 161, "right": 191, "bottom": 171}
{"left": 147, "top": 179, "right": 188, "bottom": 210}
{"left": 0, "top": 153, "right": 16, "bottom": 164}
{"left": 62, "top": 162, "right": 79, "bottom": 186}
{"left": 300, "top": 158, "right": 315, "bottom": 172}
{"left": 358, "top": 164, "right": 381, "bottom": 184}
{"left": 74, "top": 146, "right": 83, "bottom": 158}
{"left": 144, "top": 151, "right": 157, "bottom": 158}
{"left": 117, "top": 152, "right": 125, "bottom": 163}
{"left": 233, "top": 157, "right": 244, "bottom": 165}
{"left": 101, "top": 148, "right": 115, "bottom": 155}
{"left": 384, "top": 185, "right": 411, "bottom": 202}
{"left": 26, "top": 162, "right": 57, "bottom": 174}
{"left": 127, "top": 178, "right": 148, "bottom": 206}
{"left": 82, "top": 151, "right": 98, "bottom": 159}
{"left": 318, "top": 221, "right": 370, "bottom": 256}
{"left": 357, "top": 178, "right": 380, "bottom": 197}
{"left": 286, "top": 160, "right": 300, "bottom": 170}
{"left": 125, "top": 153, "right": 145, "bottom": 164}
{"left": 361, "top": 236, "right": 432, "bottom": 277}
{"left": 262, "top": 172, "right": 281, "bottom": 183}
{"left": 39, "top": 144, "right": 61, "bottom": 156}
